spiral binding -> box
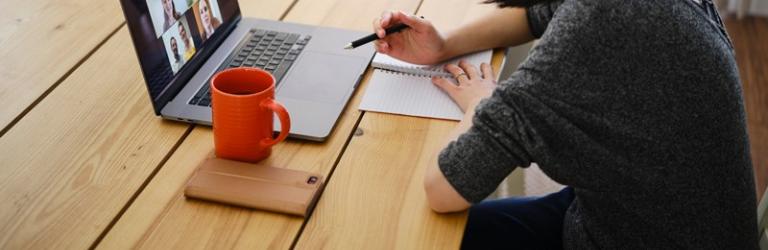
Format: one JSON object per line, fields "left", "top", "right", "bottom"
{"left": 376, "top": 65, "right": 452, "bottom": 78}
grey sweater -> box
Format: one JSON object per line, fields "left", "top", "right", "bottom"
{"left": 438, "top": 0, "right": 759, "bottom": 249}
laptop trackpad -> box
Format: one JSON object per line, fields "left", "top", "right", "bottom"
{"left": 278, "top": 52, "right": 365, "bottom": 104}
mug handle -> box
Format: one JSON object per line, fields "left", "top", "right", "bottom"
{"left": 259, "top": 99, "right": 291, "bottom": 147}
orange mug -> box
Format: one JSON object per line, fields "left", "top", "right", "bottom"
{"left": 210, "top": 67, "right": 290, "bottom": 163}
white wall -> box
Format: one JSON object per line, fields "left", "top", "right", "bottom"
{"left": 751, "top": 0, "right": 768, "bottom": 16}
{"left": 726, "top": 0, "right": 768, "bottom": 17}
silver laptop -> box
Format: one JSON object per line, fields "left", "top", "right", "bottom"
{"left": 120, "top": 0, "right": 375, "bottom": 141}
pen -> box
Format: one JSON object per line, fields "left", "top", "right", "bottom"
{"left": 344, "top": 22, "right": 410, "bottom": 50}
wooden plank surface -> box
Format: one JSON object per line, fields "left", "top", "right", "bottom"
{"left": 0, "top": 0, "right": 124, "bottom": 133}
{"left": 295, "top": 1, "right": 505, "bottom": 249}
{"left": 723, "top": 17, "right": 768, "bottom": 202}
{"left": 95, "top": 1, "right": 295, "bottom": 248}
{"left": 95, "top": 0, "right": 421, "bottom": 248}
{"left": 282, "top": 0, "right": 419, "bottom": 31}
{"left": 0, "top": 27, "right": 190, "bottom": 249}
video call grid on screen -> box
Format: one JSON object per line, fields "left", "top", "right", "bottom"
{"left": 121, "top": 0, "right": 238, "bottom": 106}
{"left": 148, "top": 0, "right": 223, "bottom": 74}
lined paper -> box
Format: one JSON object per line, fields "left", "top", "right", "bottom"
{"left": 359, "top": 50, "right": 492, "bottom": 121}
{"left": 359, "top": 69, "right": 464, "bottom": 121}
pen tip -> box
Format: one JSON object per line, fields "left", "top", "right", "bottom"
{"left": 344, "top": 43, "right": 354, "bottom": 50}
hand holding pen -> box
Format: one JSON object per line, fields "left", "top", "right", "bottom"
{"left": 345, "top": 23, "right": 411, "bottom": 49}
{"left": 348, "top": 11, "right": 447, "bottom": 65}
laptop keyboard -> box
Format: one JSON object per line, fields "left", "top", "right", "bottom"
{"left": 189, "top": 29, "right": 312, "bottom": 107}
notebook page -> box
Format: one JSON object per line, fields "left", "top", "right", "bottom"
{"left": 359, "top": 69, "right": 463, "bottom": 121}
{"left": 371, "top": 50, "right": 493, "bottom": 78}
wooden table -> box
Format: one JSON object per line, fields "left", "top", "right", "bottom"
{"left": 0, "top": 0, "right": 505, "bottom": 248}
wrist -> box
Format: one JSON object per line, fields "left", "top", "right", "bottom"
{"left": 439, "top": 31, "right": 462, "bottom": 62}
{"left": 467, "top": 97, "right": 483, "bottom": 111}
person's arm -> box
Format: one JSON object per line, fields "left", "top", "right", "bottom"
{"left": 423, "top": 1, "right": 565, "bottom": 213}
{"left": 439, "top": 7, "right": 534, "bottom": 61}
{"left": 441, "top": 0, "right": 565, "bottom": 58}
{"left": 424, "top": 61, "right": 498, "bottom": 213}
{"left": 424, "top": 101, "right": 478, "bottom": 212}
{"left": 373, "top": 7, "right": 534, "bottom": 65}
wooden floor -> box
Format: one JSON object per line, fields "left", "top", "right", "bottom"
{"left": 725, "top": 16, "right": 768, "bottom": 201}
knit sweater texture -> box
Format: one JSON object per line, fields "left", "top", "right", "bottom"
{"left": 438, "top": 0, "right": 759, "bottom": 248}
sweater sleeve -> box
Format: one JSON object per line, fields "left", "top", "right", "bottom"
{"left": 438, "top": 0, "right": 614, "bottom": 203}
{"left": 438, "top": 97, "right": 534, "bottom": 203}
{"left": 526, "top": 0, "right": 564, "bottom": 38}
{"left": 443, "top": 0, "right": 758, "bottom": 248}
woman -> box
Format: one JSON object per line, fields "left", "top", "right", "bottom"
{"left": 161, "top": 0, "right": 180, "bottom": 31}
{"left": 198, "top": 0, "right": 221, "bottom": 40}
{"left": 373, "top": 0, "right": 758, "bottom": 249}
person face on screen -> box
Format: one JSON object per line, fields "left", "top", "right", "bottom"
{"left": 178, "top": 24, "right": 192, "bottom": 49}
{"left": 162, "top": 0, "right": 177, "bottom": 23}
{"left": 170, "top": 37, "right": 180, "bottom": 62}
{"left": 199, "top": 0, "right": 215, "bottom": 37}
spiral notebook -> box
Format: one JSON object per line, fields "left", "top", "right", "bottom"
{"left": 359, "top": 50, "right": 493, "bottom": 121}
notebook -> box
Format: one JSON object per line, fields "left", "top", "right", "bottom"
{"left": 359, "top": 50, "right": 493, "bottom": 121}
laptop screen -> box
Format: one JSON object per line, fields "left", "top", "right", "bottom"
{"left": 121, "top": 0, "right": 240, "bottom": 113}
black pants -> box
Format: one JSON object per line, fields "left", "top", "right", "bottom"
{"left": 461, "top": 187, "right": 575, "bottom": 250}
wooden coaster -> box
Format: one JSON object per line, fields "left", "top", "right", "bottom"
{"left": 184, "top": 157, "right": 323, "bottom": 216}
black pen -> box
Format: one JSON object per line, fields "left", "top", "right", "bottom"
{"left": 344, "top": 23, "right": 410, "bottom": 50}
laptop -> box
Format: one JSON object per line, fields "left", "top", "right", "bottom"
{"left": 120, "top": 0, "right": 375, "bottom": 141}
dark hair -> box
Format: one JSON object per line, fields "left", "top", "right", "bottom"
{"left": 482, "top": 0, "right": 554, "bottom": 8}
